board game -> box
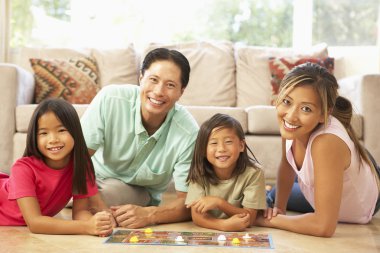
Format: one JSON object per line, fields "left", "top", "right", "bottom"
{"left": 105, "top": 229, "right": 274, "bottom": 249}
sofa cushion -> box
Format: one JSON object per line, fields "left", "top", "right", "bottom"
{"left": 184, "top": 106, "right": 248, "bottom": 133}
{"left": 143, "top": 41, "right": 236, "bottom": 107}
{"left": 268, "top": 56, "right": 335, "bottom": 105}
{"left": 91, "top": 45, "right": 139, "bottom": 87}
{"left": 30, "top": 57, "right": 100, "bottom": 104}
{"left": 16, "top": 104, "right": 89, "bottom": 132}
{"left": 235, "top": 43, "right": 329, "bottom": 107}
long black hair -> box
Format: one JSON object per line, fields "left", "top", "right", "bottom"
{"left": 24, "top": 98, "right": 95, "bottom": 194}
{"left": 187, "top": 113, "right": 261, "bottom": 188}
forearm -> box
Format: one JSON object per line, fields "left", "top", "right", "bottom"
{"left": 217, "top": 199, "right": 250, "bottom": 217}
{"left": 191, "top": 211, "right": 226, "bottom": 231}
{"left": 26, "top": 216, "right": 89, "bottom": 235}
{"left": 259, "top": 212, "right": 337, "bottom": 237}
{"left": 275, "top": 166, "right": 296, "bottom": 210}
{"left": 149, "top": 197, "right": 191, "bottom": 225}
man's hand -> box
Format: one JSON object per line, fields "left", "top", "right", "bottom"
{"left": 110, "top": 204, "right": 155, "bottom": 228}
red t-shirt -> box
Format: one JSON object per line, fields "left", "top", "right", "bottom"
{"left": 0, "top": 156, "right": 98, "bottom": 225}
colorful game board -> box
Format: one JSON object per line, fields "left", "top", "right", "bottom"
{"left": 105, "top": 229, "right": 274, "bottom": 249}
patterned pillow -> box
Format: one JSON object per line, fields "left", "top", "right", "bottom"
{"left": 268, "top": 57, "right": 334, "bottom": 105}
{"left": 30, "top": 57, "right": 100, "bottom": 104}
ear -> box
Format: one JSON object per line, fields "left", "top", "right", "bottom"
{"left": 239, "top": 139, "right": 246, "bottom": 152}
{"left": 139, "top": 72, "right": 143, "bottom": 84}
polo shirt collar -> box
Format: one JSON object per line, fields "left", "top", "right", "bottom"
{"left": 134, "top": 96, "right": 177, "bottom": 140}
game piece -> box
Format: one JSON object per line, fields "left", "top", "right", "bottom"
{"left": 232, "top": 238, "right": 240, "bottom": 244}
{"left": 144, "top": 228, "right": 153, "bottom": 234}
{"left": 175, "top": 236, "right": 185, "bottom": 242}
{"left": 129, "top": 236, "right": 139, "bottom": 243}
{"left": 243, "top": 233, "right": 251, "bottom": 239}
{"left": 217, "top": 234, "right": 226, "bottom": 241}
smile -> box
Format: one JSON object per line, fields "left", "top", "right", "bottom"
{"left": 216, "top": 156, "right": 230, "bottom": 162}
{"left": 284, "top": 120, "right": 300, "bottom": 129}
{"left": 48, "top": 146, "right": 64, "bottom": 151}
{"left": 149, "top": 97, "right": 164, "bottom": 105}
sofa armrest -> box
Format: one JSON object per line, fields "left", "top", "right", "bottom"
{"left": 338, "top": 74, "right": 380, "bottom": 162}
{"left": 0, "top": 63, "right": 34, "bottom": 173}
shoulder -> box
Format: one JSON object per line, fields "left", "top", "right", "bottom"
{"left": 94, "top": 84, "right": 140, "bottom": 104}
{"left": 240, "top": 166, "right": 265, "bottom": 181}
{"left": 10, "top": 157, "right": 42, "bottom": 177}
{"left": 171, "top": 104, "right": 199, "bottom": 135}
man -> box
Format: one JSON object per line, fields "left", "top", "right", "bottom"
{"left": 81, "top": 48, "right": 199, "bottom": 228}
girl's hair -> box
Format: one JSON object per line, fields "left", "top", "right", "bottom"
{"left": 276, "top": 62, "right": 380, "bottom": 190}
{"left": 141, "top": 47, "right": 191, "bottom": 88}
{"left": 187, "top": 113, "right": 261, "bottom": 188}
{"left": 23, "top": 98, "right": 95, "bottom": 194}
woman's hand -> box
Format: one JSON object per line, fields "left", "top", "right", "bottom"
{"left": 221, "top": 213, "right": 251, "bottom": 231}
{"left": 263, "top": 206, "right": 285, "bottom": 220}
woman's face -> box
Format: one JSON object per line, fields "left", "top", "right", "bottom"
{"left": 276, "top": 85, "right": 325, "bottom": 145}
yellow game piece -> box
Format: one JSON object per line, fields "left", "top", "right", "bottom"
{"left": 144, "top": 228, "right": 153, "bottom": 234}
{"left": 232, "top": 237, "right": 240, "bottom": 244}
{"left": 129, "top": 236, "right": 139, "bottom": 243}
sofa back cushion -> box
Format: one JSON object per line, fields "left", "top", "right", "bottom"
{"left": 143, "top": 41, "right": 236, "bottom": 106}
{"left": 18, "top": 45, "right": 139, "bottom": 88}
{"left": 235, "top": 43, "right": 329, "bottom": 107}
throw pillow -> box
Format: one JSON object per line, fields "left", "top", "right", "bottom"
{"left": 30, "top": 57, "right": 100, "bottom": 104}
{"left": 268, "top": 57, "right": 334, "bottom": 105}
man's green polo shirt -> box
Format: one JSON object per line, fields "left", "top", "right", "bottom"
{"left": 80, "top": 84, "right": 199, "bottom": 205}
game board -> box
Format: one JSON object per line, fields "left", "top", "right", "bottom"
{"left": 105, "top": 229, "right": 274, "bottom": 249}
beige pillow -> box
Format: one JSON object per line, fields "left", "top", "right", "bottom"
{"left": 91, "top": 45, "right": 139, "bottom": 87}
{"left": 143, "top": 41, "right": 236, "bottom": 106}
{"left": 235, "top": 43, "right": 329, "bottom": 107}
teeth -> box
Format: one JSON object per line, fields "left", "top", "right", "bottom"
{"left": 284, "top": 120, "right": 298, "bottom": 129}
{"left": 49, "top": 147, "right": 63, "bottom": 151}
{"left": 149, "top": 98, "right": 164, "bottom": 105}
{"left": 217, "top": 156, "right": 229, "bottom": 162}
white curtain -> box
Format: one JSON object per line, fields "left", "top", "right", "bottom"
{"left": 0, "top": 0, "right": 10, "bottom": 62}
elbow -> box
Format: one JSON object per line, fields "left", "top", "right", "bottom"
{"left": 313, "top": 222, "right": 337, "bottom": 238}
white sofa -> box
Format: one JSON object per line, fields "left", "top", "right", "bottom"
{"left": 1, "top": 41, "right": 379, "bottom": 184}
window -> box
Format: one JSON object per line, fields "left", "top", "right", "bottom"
{"left": 9, "top": 0, "right": 380, "bottom": 50}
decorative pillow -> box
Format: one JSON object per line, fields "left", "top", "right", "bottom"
{"left": 30, "top": 57, "right": 100, "bottom": 104}
{"left": 268, "top": 57, "right": 334, "bottom": 105}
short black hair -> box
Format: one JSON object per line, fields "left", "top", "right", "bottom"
{"left": 141, "top": 47, "right": 191, "bottom": 88}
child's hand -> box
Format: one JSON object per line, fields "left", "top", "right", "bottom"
{"left": 87, "top": 211, "right": 114, "bottom": 237}
{"left": 222, "top": 213, "right": 250, "bottom": 231}
{"left": 186, "top": 196, "right": 222, "bottom": 214}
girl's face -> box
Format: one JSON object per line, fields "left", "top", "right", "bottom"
{"left": 206, "top": 127, "right": 244, "bottom": 180}
{"left": 276, "top": 85, "right": 324, "bottom": 145}
{"left": 139, "top": 60, "right": 184, "bottom": 127}
{"left": 37, "top": 111, "right": 74, "bottom": 169}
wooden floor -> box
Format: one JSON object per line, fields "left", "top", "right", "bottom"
{"left": 1, "top": 192, "right": 379, "bottom": 253}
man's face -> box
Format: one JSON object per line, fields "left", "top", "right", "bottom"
{"left": 140, "top": 60, "right": 184, "bottom": 126}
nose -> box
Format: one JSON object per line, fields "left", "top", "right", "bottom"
{"left": 153, "top": 82, "right": 164, "bottom": 96}
{"left": 48, "top": 133, "right": 59, "bottom": 143}
{"left": 286, "top": 105, "right": 299, "bottom": 122}
{"left": 216, "top": 142, "right": 226, "bottom": 152}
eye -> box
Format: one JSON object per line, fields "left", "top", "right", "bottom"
{"left": 38, "top": 131, "right": 47, "bottom": 136}
{"left": 208, "top": 141, "right": 217, "bottom": 145}
{"left": 58, "top": 128, "right": 68, "bottom": 133}
{"left": 167, "top": 83, "right": 176, "bottom": 88}
{"left": 225, "top": 140, "right": 233, "bottom": 144}
{"left": 149, "top": 77, "right": 158, "bottom": 83}
{"left": 301, "top": 106, "right": 312, "bottom": 113}
{"left": 282, "top": 98, "right": 290, "bottom": 105}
